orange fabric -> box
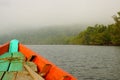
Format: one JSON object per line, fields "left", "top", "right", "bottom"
{"left": 19, "top": 43, "right": 77, "bottom": 80}
{"left": 0, "top": 42, "right": 9, "bottom": 55}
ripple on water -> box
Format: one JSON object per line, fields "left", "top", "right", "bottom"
{"left": 27, "top": 45, "right": 120, "bottom": 80}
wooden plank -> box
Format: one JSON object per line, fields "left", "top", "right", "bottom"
{"left": 8, "top": 52, "right": 24, "bottom": 71}
{"left": 0, "top": 52, "right": 11, "bottom": 71}
{"left": 26, "top": 62, "right": 37, "bottom": 72}
{"left": 0, "top": 72, "right": 4, "bottom": 79}
{"left": 24, "top": 64, "right": 45, "bottom": 80}
{"left": 9, "top": 62, "right": 23, "bottom": 71}
{"left": 9, "top": 39, "right": 19, "bottom": 53}
{"left": 2, "top": 72, "right": 17, "bottom": 80}
{"left": 12, "top": 52, "right": 25, "bottom": 60}
{"left": 15, "top": 62, "right": 37, "bottom": 80}
{"left": 15, "top": 71, "right": 33, "bottom": 80}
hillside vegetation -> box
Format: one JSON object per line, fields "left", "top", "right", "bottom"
{"left": 69, "top": 12, "right": 120, "bottom": 45}
{"left": 1, "top": 11, "right": 120, "bottom": 45}
{"left": 0, "top": 26, "right": 83, "bottom": 44}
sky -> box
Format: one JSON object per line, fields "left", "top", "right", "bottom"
{"left": 0, "top": 0, "right": 120, "bottom": 34}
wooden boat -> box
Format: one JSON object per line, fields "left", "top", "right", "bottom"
{"left": 0, "top": 39, "right": 77, "bottom": 80}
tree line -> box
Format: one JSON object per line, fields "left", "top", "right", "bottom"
{"left": 69, "top": 11, "right": 120, "bottom": 45}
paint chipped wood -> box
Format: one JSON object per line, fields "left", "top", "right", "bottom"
{"left": 26, "top": 62, "right": 37, "bottom": 72}
{"left": 0, "top": 72, "right": 4, "bottom": 80}
{"left": 9, "top": 52, "right": 25, "bottom": 71}
{"left": 24, "top": 64, "right": 45, "bottom": 80}
{"left": 2, "top": 72, "right": 17, "bottom": 80}
{"left": 15, "top": 71, "right": 33, "bottom": 80}
{"left": 0, "top": 52, "right": 11, "bottom": 71}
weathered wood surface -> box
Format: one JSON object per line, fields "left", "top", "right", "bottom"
{"left": 0, "top": 62, "right": 43, "bottom": 80}
{"left": 1, "top": 62, "right": 37, "bottom": 80}
{"left": 9, "top": 52, "right": 24, "bottom": 71}
{"left": 2, "top": 72, "right": 17, "bottom": 80}
{"left": 0, "top": 72, "right": 4, "bottom": 80}
{"left": 26, "top": 62, "right": 37, "bottom": 72}
{"left": 0, "top": 52, "right": 45, "bottom": 80}
{"left": 15, "top": 71, "right": 33, "bottom": 80}
{"left": 15, "top": 61, "right": 41, "bottom": 80}
{"left": 24, "top": 64, "right": 45, "bottom": 80}
{"left": 0, "top": 52, "right": 11, "bottom": 79}
{"left": 0, "top": 52, "right": 11, "bottom": 71}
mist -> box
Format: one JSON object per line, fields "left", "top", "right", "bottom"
{"left": 0, "top": 0, "right": 120, "bottom": 34}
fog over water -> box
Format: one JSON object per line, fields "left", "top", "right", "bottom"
{"left": 0, "top": 0, "right": 120, "bottom": 34}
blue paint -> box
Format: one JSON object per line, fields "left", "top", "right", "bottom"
{"left": 9, "top": 39, "right": 19, "bottom": 53}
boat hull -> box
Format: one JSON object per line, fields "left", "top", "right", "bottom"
{"left": 0, "top": 42, "right": 77, "bottom": 80}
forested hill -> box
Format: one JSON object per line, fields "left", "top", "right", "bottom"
{"left": 69, "top": 12, "right": 120, "bottom": 46}
{"left": 0, "top": 26, "right": 83, "bottom": 44}
{"left": 1, "top": 11, "right": 120, "bottom": 45}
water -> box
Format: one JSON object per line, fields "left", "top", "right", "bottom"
{"left": 26, "top": 45, "right": 120, "bottom": 80}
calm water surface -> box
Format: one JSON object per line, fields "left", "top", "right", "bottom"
{"left": 27, "top": 45, "right": 120, "bottom": 80}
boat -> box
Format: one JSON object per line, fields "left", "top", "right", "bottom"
{"left": 0, "top": 39, "right": 77, "bottom": 80}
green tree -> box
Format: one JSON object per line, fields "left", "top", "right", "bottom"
{"left": 110, "top": 12, "right": 120, "bottom": 45}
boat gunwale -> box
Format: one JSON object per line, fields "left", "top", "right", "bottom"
{"left": 0, "top": 42, "right": 77, "bottom": 80}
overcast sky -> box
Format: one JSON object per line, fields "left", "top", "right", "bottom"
{"left": 0, "top": 0, "right": 120, "bottom": 34}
